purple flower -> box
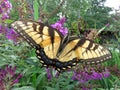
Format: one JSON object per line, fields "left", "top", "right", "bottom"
{"left": 82, "top": 86, "right": 91, "bottom": 90}
{"left": 46, "top": 68, "right": 52, "bottom": 81}
{"left": 72, "top": 70, "right": 91, "bottom": 83}
{"left": 0, "top": 65, "right": 22, "bottom": 90}
{"left": 46, "top": 68, "right": 60, "bottom": 81}
{"left": 0, "top": 25, "right": 19, "bottom": 44}
{"left": 6, "top": 28, "right": 19, "bottom": 44}
{"left": 72, "top": 66, "right": 110, "bottom": 83}
{"left": 0, "top": 25, "right": 2, "bottom": 33}
{"left": 1, "top": 12, "right": 9, "bottom": 20}
{"left": 11, "top": 74, "right": 22, "bottom": 85}
{"left": 91, "top": 70, "right": 103, "bottom": 80}
{"left": 4, "top": 0, "right": 12, "bottom": 9}
{"left": 102, "top": 68, "right": 110, "bottom": 78}
{"left": 57, "top": 17, "right": 66, "bottom": 25}
{"left": 0, "top": 0, "right": 12, "bottom": 20}
{"left": 0, "top": 1, "right": 16, "bottom": 44}
{"left": 5, "top": 65, "right": 16, "bottom": 77}
{"left": 0, "top": 24, "right": 8, "bottom": 34}
{"left": 51, "top": 17, "right": 68, "bottom": 35}
{"left": 51, "top": 23, "right": 62, "bottom": 30}
{"left": 1, "top": 0, "right": 12, "bottom": 9}
{"left": 0, "top": 6, "right": 3, "bottom": 14}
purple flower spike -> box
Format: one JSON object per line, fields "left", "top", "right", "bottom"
{"left": 1, "top": 13, "right": 9, "bottom": 20}
{"left": 6, "top": 28, "right": 19, "bottom": 44}
{"left": 12, "top": 74, "right": 23, "bottom": 85}
{"left": 51, "top": 17, "right": 68, "bottom": 35}
{"left": 46, "top": 68, "right": 60, "bottom": 81}
{"left": 0, "top": 25, "right": 3, "bottom": 33}
{"left": 0, "top": 25, "right": 8, "bottom": 35}
{"left": 0, "top": 6, "right": 3, "bottom": 14}
{"left": 5, "top": 65, "right": 17, "bottom": 77}
{"left": 46, "top": 68, "right": 52, "bottom": 81}
{"left": 0, "top": 25, "right": 19, "bottom": 44}
{"left": 57, "top": 17, "right": 66, "bottom": 25}
{"left": 0, "top": 0, "right": 12, "bottom": 20}
{"left": 0, "top": 65, "right": 22, "bottom": 90}
{"left": 4, "top": 0, "right": 12, "bottom": 9}
{"left": 72, "top": 66, "right": 110, "bottom": 83}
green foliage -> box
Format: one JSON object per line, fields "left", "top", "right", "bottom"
{"left": 83, "top": 0, "right": 112, "bottom": 29}
{"left": 12, "top": 86, "right": 35, "bottom": 90}
{"left": 106, "top": 11, "right": 120, "bottom": 49}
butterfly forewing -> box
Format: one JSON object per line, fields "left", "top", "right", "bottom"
{"left": 11, "top": 20, "right": 63, "bottom": 58}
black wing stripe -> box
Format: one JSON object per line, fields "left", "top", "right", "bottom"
{"left": 72, "top": 39, "right": 86, "bottom": 50}
{"left": 48, "top": 27, "right": 55, "bottom": 43}
{"left": 38, "top": 23, "right": 44, "bottom": 34}
{"left": 86, "top": 41, "right": 93, "bottom": 50}
{"left": 33, "top": 23, "right": 37, "bottom": 31}
{"left": 93, "top": 44, "right": 99, "bottom": 50}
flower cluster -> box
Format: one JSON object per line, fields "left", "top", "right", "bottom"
{"left": 0, "top": 0, "right": 19, "bottom": 44}
{"left": 6, "top": 28, "right": 19, "bottom": 43}
{"left": 0, "top": 65, "right": 22, "bottom": 90}
{"left": 72, "top": 65, "right": 110, "bottom": 83}
{"left": 0, "top": 25, "right": 19, "bottom": 44}
{"left": 51, "top": 17, "right": 68, "bottom": 35}
{"left": 0, "top": 0, "right": 12, "bottom": 20}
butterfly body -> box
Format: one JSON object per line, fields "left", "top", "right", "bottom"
{"left": 11, "top": 20, "right": 112, "bottom": 72}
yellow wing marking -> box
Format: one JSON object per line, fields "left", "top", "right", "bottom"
{"left": 41, "top": 36, "right": 61, "bottom": 58}
{"left": 59, "top": 39, "right": 79, "bottom": 59}
{"left": 81, "top": 40, "right": 90, "bottom": 48}
{"left": 42, "top": 26, "right": 49, "bottom": 35}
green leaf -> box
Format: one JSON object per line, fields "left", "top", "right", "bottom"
{"left": 12, "top": 86, "right": 35, "bottom": 90}
{"left": 4, "top": 19, "right": 14, "bottom": 24}
{"left": 33, "top": 0, "right": 39, "bottom": 20}
{"left": 36, "top": 72, "right": 46, "bottom": 86}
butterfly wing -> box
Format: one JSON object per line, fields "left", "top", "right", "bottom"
{"left": 58, "top": 38, "right": 111, "bottom": 64}
{"left": 11, "top": 20, "right": 64, "bottom": 58}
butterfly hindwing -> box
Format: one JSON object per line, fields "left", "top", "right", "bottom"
{"left": 58, "top": 38, "right": 111, "bottom": 64}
